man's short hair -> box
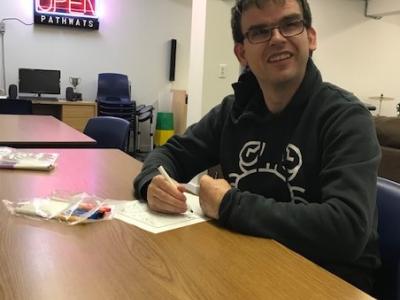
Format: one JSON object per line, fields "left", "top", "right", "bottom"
{"left": 231, "top": 0, "right": 312, "bottom": 43}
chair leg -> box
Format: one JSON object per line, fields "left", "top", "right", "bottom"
{"left": 126, "top": 128, "right": 130, "bottom": 153}
{"left": 137, "top": 122, "right": 141, "bottom": 152}
{"left": 131, "top": 119, "right": 136, "bottom": 155}
{"left": 125, "top": 123, "right": 130, "bottom": 154}
{"left": 149, "top": 115, "right": 154, "bottom": 151}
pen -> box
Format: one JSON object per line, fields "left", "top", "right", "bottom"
{"left": 157, "top": 165, "right": 176, "bottom": 187}
{"left": 157, "top": 165, "right": 193, "bottom": 213}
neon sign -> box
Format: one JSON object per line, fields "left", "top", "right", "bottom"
{"left": 34, "top": 0, "right": 99, "bottom": 30}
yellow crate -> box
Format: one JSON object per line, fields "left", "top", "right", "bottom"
{"left": 155, "top": 129, "right": 175, "bottom": 146}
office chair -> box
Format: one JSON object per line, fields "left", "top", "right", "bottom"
{"left": 96, "top": 73, "right": 137, "bottom": 154}
{"left": 83, "top": 116, "right": 131, "bottom": 151}
{"left": 0, "top": 99, "right": 33, "bottom": 115}
{"left": 374, "top": 177, "right": 400, "bottom": 300}
{"left": 97, "top": 100, "right": 136, "bottom": 152}
{"left": 96, "top": 73, "right": 131, "bottom": 104}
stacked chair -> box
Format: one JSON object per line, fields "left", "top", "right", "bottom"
{"left": 96, "top": 73, "right": 136, "bottom": 154}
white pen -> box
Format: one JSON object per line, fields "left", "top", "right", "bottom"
{"left": 157, "top": 165, "right": 193, "bottom": 213}
{"left": 157, "top": 165, "right": 176, "bottom": 187}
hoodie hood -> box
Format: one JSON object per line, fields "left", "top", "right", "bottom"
{"left": 231, "top": 59, "right": 323, "bottom": 123}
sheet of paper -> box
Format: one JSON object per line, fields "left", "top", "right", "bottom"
{"left": 113, "top": 193, "right": 209, "bottom": 234}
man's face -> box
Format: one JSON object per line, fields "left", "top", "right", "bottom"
{"left": 234, "top": 0, "right": 317, "bottom": 87}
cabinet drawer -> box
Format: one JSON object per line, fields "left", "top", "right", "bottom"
{"left": 62, "top": 103, "right": 97, "bottom": 132}
{"left": 63, "top": 117, "right": 89, "bottom": 132}
{"left": 62, "top": 105, "right": 96, "bottom": 118}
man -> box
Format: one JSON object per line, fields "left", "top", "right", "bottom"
{"left": 134, "top": 0, "right": 381, "bottom": 293}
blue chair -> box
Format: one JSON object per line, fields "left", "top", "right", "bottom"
{"left": 96, "top": 73, "right": 131, "bottom": 104}
{"left": 83, "top": 116, "right": 131, "bottom": 151}
{"left": 96, "top": 73, "right": 136, "bottom": 154}
{"left": 0, "top": 99, "right": 32, "bottom": 114}
{"left": 375, "top": 177, "right": 400, "bottom": 300}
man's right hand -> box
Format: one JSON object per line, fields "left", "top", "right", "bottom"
{"left": 147, "top": 175, "right": 187, "bottom": 214}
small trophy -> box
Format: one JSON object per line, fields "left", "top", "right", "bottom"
{"left": 68, "top": 77, "right": 82, "bottom": 101}
{"left": 69, "top": 77, "right": 81, "bottom": 91}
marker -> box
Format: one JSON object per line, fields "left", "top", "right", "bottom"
{"left": 157, "top": 165, "right": 193, "bottom": 213}
{"left": 79, "top": 203, "right": 111, "bottom": 213}
{"left": 157, "top": 165, "right": 176, "bottom": 187}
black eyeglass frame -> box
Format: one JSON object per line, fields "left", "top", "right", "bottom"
{"left": 243, "top": 19, "right": 306, "bottom": 44}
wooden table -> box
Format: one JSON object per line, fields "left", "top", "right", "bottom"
{"left": 0, "top": 149, "right": 373, "bottom": 300}
{"left": 31, "top": 100, "right": 97, "bottom": 132}
{"left": 0, "top": 115, "right": 95, "bottom": 147}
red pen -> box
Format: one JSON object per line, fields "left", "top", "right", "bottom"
{"left": 79, "top": 203, "right": 111, "bottom": 213}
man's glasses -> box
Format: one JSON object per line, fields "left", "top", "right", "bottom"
{"left": 244, "top": 19, "right": 305, "bottom": 44}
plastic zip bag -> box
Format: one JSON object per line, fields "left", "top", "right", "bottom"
{"left": 2, "top": 192, "right": 114, "bottom": 225}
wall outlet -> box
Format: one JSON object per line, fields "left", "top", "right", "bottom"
{"left": 218, "top": 64, "right": 227, "bottom": 78}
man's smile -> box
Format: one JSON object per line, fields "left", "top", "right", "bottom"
{"left": 268, "top": 51, "right": 293, "bottom": 63}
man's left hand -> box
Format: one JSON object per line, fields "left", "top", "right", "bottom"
{"left": 199, "top": 174, "right": 231, "bottom": 219}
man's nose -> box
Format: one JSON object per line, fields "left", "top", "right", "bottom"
{"left": 269, "top": 28, "right": 286, "bottom": 44}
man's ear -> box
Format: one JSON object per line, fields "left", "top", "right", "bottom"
{"left": 307, "top": 26, "right": 317, "bottom": 52}
{"left": 234, "top": 43, "right": 248, "bottom": 67}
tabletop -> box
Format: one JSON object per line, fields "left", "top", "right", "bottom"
{"left": 0, "top": 149, "right": 374, "bottom": 300}
{"left": 31, "top": 99, "right": 96, "bottom": 106}
{"left": 0, "top": 115, "right": 95, "bottom": 147}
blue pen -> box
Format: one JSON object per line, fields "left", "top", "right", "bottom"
{"left": 88, "top": 210, "right": 104, "bottom": 220}
{"left": 73, "top": 208, "right": 104, "bottom": 220}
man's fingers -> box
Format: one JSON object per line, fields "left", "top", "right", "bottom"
{"left": 152, "top": 185, "right": 186, "bottom": 209}
{"left": 147, "top": 175, "right": 187, "bottom": 214}
{"left": 149, "top": 194, "right": 187, "bottom": 213}
{"left": 152, "top": 175, "right": 186, "bottom": 201}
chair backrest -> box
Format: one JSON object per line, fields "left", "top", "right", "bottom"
{"left": 375, "top": 177, "right": 400, "bottom": 300}
{"left": 96, "top": 73, "right": 130, "bottom": 103}
{"left": 0, "top": 99, "right": 32, "bottom": 115}
{"left": 83, "top": 116, "right": 130, "bottom": 150}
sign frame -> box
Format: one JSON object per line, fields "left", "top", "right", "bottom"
{"left": 34, "top": 0, "right": 99, "bottom": 30}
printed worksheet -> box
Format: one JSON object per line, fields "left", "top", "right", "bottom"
{"left": 114, "top": 193, "right": 209, "bottom": 233}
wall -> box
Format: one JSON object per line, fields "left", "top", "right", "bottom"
{"left": 186, "top": 0, "right": 239, "bottom": 126}
{"left": 368, "top": 0, "right": 400, "bottom": 16}
{"left": 186, "top": 0, "right": 207, "bottom": 127}
{"left": 1, "top": 0, "right": 399, "bottom": 122}
{"left": 196, "top": 0, "right": 400, "bottom": 119}
{"left": 310, "top": 0, "right": 400, "bottom": 116}
{"left": 202, "top": 0, "right": 239, "bottom": 116}
{"left": 0, "top": 0, "right": 192, "bottom": 105}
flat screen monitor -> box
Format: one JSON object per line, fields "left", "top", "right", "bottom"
{"left": 18, "top": 68, "right": 61, "bottom": 96}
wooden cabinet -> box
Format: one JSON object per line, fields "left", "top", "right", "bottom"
{"left": 61, "top": 102, "right": 97, "bottom": 131}
{"left": 32, "top": 100, "right": 97, "bottom": 132}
